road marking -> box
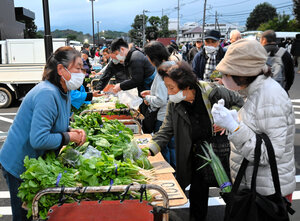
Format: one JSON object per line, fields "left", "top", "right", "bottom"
{"left": 0, "top": 116, "right": 13, "bottom": 124}
{"left": 296, "top": 119, "right": 300, "bottom": 125}
{"left": 0, "top": 191, "right": 10, "bottom": 198}
{"left": 0, "top": 113, "right": 16, "bottom": 116}
{"left": 293, "top": 105, "right": 300, "bottom": 109}
{"left": 294, "top": 111, "right": 300, "bottom": 115}
{"left": 0, "top": 207, "right": 12, "bottom": 215}
{"left": 291, "top": 99, "right": 300, "bottom": 103}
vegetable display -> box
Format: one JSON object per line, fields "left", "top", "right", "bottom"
{"left": 18, "top": 113, "right": 153, "bottom": 219}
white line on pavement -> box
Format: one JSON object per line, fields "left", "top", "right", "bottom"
{"left": 0, "top": 116, "right": 13, "bottom": 124}
{"left": 296, "top": 119, "right": 300, "bottom": 125}
{"left": 293, "top": 105, "right": 300, "bottom": 109}
{"left": 0, "top": 113, "right": 16, "bottom": 116}
{"left": 0, "top": 191, "right": 10, "bottom": 198}
{"left": 294, "top": 111, "right": 300, "bottom": 115}
{"left": 0, "top": 206, "right": 12, "bottom": 215}
{"left": 291, "top": 99, "right": 300, "bottom": 103}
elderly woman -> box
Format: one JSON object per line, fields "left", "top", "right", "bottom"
{"left": 148, "top": 61, "right": 243, "bottom": 221}
{"left": 0, "top": 46, "right": 86, "bottom": 221}
{"left": 212, "top": 39, "right": 296, "bottom": 203}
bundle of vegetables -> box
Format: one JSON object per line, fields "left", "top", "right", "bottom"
{"left": 197, "top": 142, "right": 232, "bottom": 193}
{"left": 18, "top": 152, "right": 79, "bottom": 219}
{"left": 92, "top": 94, "right": 118, "bottom": 103}
{"left": 70, "top": 112, "right": 152, "bottom": 168}
{"left": 18, "top": 151, "right": 152, "bottom": 219}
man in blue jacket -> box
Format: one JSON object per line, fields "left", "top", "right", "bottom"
{"left": 192, "top": 30, "right": 226, "bottom": 81}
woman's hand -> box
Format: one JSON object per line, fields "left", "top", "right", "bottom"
{"left": 213, "top": 124, "right": 226, "bottom": 135}
{"left": 68, "top": 129, "right": 86, "bottom": 146}
{"left": 140, "top": 90, "right": 151, "bottom": 98}
{"left": 144, "top": 99, "right": 149, "bottom": 105}
{"left": 92, "top": 90, "right": 101, "bottom": 97}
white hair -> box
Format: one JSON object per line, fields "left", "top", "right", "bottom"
{"left": 230, "top": 30, "right": 241, "bottom": 41}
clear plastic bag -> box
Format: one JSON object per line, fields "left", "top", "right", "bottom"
{"left": 82, "top": 145, "right": 102, "bottom": 159}
{"left": 117, "top": 90, "right": 143, "bottom": 110}
{"left": 60, "top": 148, "right": 81, "bottom": 167}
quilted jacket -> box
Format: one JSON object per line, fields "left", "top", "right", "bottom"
{"left": 228, "top": 75, "right": 296, "bottom": 196}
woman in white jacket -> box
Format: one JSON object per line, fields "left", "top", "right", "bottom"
{"left": 211, "top": 39, "right": 296, "bottom": 202}
{"left": 142, "top": 41, "right": 176, "bottom": 169}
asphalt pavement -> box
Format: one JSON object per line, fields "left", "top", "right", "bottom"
{"left": 1, "top": 73, "right": 300, "bottom": 221}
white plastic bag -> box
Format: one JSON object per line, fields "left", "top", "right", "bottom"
{"left": 117, "top": 89, "right": 143, "bottom": 110}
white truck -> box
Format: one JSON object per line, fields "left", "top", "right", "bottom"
{"left": 0, "top": 38, "right": 69, "bottom": 108}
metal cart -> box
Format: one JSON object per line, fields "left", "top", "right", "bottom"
{"left": 32, "top": 184, "right": 169, "bottom": 221}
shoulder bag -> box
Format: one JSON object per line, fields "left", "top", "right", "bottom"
{"left": 221, "top": 133, "right": 295, "bottom": 221}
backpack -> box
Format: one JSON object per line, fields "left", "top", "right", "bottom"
{"left": 266, "top": 47, "right": 286, "bottom": 88}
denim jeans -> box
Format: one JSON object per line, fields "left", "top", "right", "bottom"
{"left": 2, "top": 167, "right": 30, "bottom": 221}
{"left": 154, "top": 120, "right": 176, "bottom": 169}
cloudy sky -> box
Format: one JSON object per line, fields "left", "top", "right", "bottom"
{"left": 14, "top": 0, "right": 294, "bottom": 33}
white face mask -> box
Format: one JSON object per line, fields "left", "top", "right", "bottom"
{"left": 116, "top": 49, "right": 126, "bottom": 62}
{"left": 169, "top": 90, "right": 186, "bottom": 103}
{"left": 222, "top": 74, "right": 242, "bottom": 91}
{"left": 204, "top": 45, "right": 218, "bottom": 54}
{"left": 63, "top": 67, "right": 85, "bottom": 91}
{"left": 112, "top": 59, "right": 119, "bottom": 64}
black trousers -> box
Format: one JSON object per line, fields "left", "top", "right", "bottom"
{"left": 189, "top": 162, "right": 209, "bottom": 221}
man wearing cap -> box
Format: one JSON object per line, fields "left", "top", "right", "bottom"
{"left": 187, "top": 38, "right": 203, "bottom": 64}
{"left": 192, "top": 29, "right": 226, "bottom": 81}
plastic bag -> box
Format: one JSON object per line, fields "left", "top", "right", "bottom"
{"left": 82, "top": 145, "right": 102, "bottom": 159}
{"left": 123, "top": 140, "right": 152, "bottom": 169}
{"left": 60, "top": 148, "right": 81, "bottom": 167}
{"left": 117, "top": 90, "right": 143, "bottom": 110}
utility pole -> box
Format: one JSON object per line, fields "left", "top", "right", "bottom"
{"left": 88, "top": 0, "right": 96, "bottom": 46}
{"left": 42, "top": 0, "right": 53, "bottom": 61}
{"left": 202, "top": 0, "right": 207, "bottom": 41}
{"left": 177, "top": 0, "right": 180, "bottom": 43}
{"left": 215, "top": 11, "right": 217, "bottom": 29}
{"left": 96, "top": 21, "right": 100, "bottom": 47}
{"left": 142, "top": 9, "right": 149, "bottom": 48}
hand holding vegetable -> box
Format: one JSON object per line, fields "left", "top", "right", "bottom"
{"left": 212, "top": 99, "right": 239, "bottom": 133}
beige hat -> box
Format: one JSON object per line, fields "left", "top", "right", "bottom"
{"left": 216, "top": 39, "right": 268, "bottom": 76}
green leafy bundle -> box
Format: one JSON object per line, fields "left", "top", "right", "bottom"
{"left": 18, "top": 152, "right": 78, "bottom": 219}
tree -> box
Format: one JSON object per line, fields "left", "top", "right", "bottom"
{"left": 129, "top": 14, "right": 146, "bottom": 47}
{"left": 258, "top": 14, "right": 300, "bottom": 32}
{"left": 146, "top": 16, "right": 161, "bottom": 41}
{"left": 246, "top": 2, "right": 278, "bottom": 30}
{"left": 159, "top": 15, "right": 171, "bottom": 37}
{"left": 293, "top": 0, "right": 300, "bottom": 28}
{"left": 67, "top": 34, "right": 77, "bottom": 41}
{"left": 24, "top": 20, "right": 38, "bottom": 38}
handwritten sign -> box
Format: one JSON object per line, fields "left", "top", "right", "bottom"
{"left": 150, "top": 180, "right": 183, "bottom": 200}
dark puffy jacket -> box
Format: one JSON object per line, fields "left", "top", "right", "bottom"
{"left": 192, "top": 47, "right": 226, "bottom": 79}
{"left": 94, "top": 60, "right": 129, "bottom": 91}
{"left": 120, "top": 47, "right": 155, "bottom": 94}
{"left": 291, "top": 38, "right": 300, "bottom": 57}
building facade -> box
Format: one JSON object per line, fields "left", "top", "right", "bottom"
{"left": 0, "top": 0, "right": 35, "bottom": 40}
